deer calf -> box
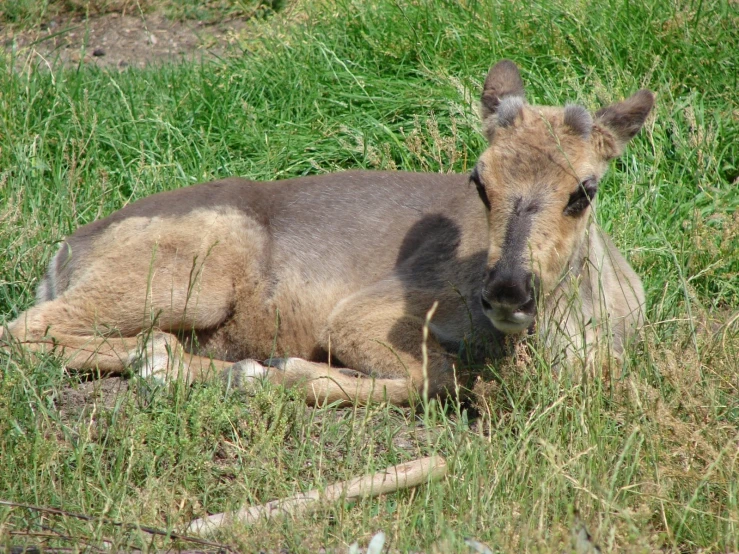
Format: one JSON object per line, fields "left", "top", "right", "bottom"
{"left": 3, "top": 61, "right": 653, "bottom": 405}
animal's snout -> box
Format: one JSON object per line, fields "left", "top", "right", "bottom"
{"left": 481, "top": 265, "right": 539, "bottom": 334}
{"left": 482, "top": 266, "right": 533, "bottom": 308}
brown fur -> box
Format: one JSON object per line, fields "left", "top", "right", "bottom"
{"left": 2, "top": 61, "right": 654, "bottom": 405}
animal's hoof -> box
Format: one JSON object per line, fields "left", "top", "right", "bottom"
{"left": 130, "top": 332, "right": 179, "bottom": 384}
{"left": 224, "top": 359, "right": 267, "bottom": 388}
{"left": 262, "top": 357, "right": 288, "bottom": 370}
{"left": 129, "top": 353, "right": 170, "bottom": 384}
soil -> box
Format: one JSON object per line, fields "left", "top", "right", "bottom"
{"left": 55, "top": 376, "right": 130, "bottom": 418}
{"left": 1, "top": 11, "right": 251, "bottom": 70}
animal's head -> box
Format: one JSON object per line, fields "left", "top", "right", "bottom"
{"left": 474, "top": 60, "right": 653, "bottom": 334}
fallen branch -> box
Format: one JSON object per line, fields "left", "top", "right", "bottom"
{"left": 188, "top": 455, "right": 447, "bottom": 535}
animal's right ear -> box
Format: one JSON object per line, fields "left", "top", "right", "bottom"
{"left": 592, "top": 89, "right": 654, "bottom": 160}
{"left": 480, "top": 60, "right": 526, "bottom": 142}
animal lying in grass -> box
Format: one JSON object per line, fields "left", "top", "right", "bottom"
{"left": 2, "top": 60, "right": 653, "bottom": 406}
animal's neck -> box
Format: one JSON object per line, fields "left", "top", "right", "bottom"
{"left": 569, "top": 220, "right": 594, "bottom": 279}
{"left": 545, "top": 216, "right": 596, "bottom": 310}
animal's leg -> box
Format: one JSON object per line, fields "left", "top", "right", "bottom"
{"left": 3, "top": 210, "right": 268, "bottom": 381}
{"left": 224, "top": 357, "right": 412, "bottom": 406}
{"left": 3, "top": 298, "right": 235, "bottom": 383}
{"left": 228, "top": 289, "right": 459, "bottom": 406}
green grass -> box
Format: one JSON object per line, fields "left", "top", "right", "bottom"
{"left": 1, "top": 0, "right": 738, "bottom": 551}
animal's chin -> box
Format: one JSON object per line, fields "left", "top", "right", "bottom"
{"left": 486, "top": 311, "right": 535, "bottom": 335}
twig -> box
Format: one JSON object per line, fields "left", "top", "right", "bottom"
{"left": 188, "top": 455, "right": 447, "bottom": 535}
{"left": 6, "top": 549, "right": 221, "bottom": 554}
{"left": 0, "top": 500, "right": 233, "bottom": 552}
{"left": 8, "top": 529, "right": 106, "bottom": 553}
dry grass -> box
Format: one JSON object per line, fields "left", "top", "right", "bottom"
{"left": 1, "top": 0, "right": 738, "bottom": 550}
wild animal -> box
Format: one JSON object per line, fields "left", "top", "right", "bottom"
{"left": 2, "top": 60, "right": 653, "bottom": 405}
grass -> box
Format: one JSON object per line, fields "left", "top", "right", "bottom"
{"left": 1, "top": 0, "right": 738, "bottom": 551}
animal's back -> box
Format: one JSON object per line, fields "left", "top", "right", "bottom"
{"left": 38, "top": 171, "right": 478, "bottom": 304}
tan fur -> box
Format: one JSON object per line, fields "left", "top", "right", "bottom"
{"left": 479, "top": 107, "right": 600, "bottom": 291}
{"left": 2, "top": 61, "right": 653, "bottom": 405}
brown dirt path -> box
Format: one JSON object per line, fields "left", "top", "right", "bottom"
{"left": 1, "top": 11, "right": 252, "bottom": 69}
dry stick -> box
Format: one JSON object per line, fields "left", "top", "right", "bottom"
{"left": 188, "top": 455, "right": 447, "bottom": 535}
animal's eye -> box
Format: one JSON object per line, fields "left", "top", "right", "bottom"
{"left": 471, "top": 167, "right": 491, "bottom": 211}
{"left": 564, "top": 177, "right": 598, "bottom": 216}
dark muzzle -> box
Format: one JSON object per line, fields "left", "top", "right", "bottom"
{"left": 481, "top": 265, "right": 539, "bottom": 334}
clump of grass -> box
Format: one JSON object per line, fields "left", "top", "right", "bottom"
{"left": 1, "top": 0, "right": 738, "bottom": 552}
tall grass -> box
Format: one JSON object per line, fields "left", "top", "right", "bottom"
{"left": 1, "top": 0, "right": 738, "bottom": 551}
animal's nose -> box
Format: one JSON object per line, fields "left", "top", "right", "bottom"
{"left": 481, "top": 266, "right": 535, "bottom": 310}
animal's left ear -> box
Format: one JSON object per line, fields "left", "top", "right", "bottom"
{"left": 592, "top": 89, "right": 654, "bottom": 160}
{"left": 480, "top": 60, "right": 526, "bottom": 142}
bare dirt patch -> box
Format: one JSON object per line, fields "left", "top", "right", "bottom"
{"left": 55, "top": 376, "right": 130, "bottom": 419}
{"left": 1, "top": 11, "right": 251, "bottom": 69}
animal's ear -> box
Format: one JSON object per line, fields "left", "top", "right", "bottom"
{"left": 481, "top": 60, "right": 526, "bottom": 142}
{"left": 592, "top": 89, "right": 654, "bottom": 160}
